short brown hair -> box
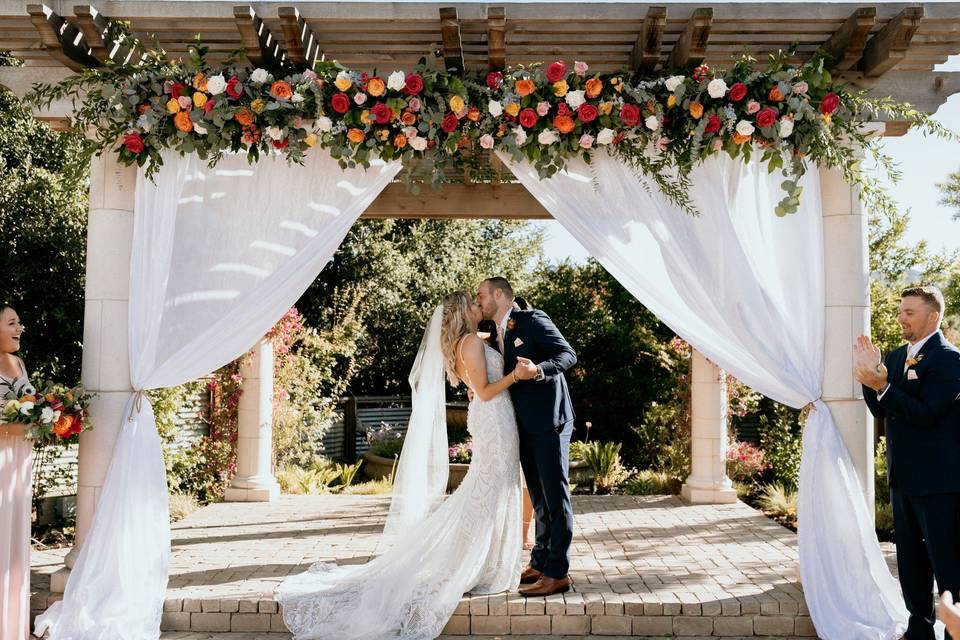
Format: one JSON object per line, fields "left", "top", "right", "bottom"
{"left": 901, "top": 285, "right": 945, "bottom": 317}
{"left": 484, "top": 277, "right": 514, "bottom": 300}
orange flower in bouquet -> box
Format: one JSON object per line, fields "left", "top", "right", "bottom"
{"left": 269, "top": 80, "right": 294, "bottom": 101}
{"left": 2, "top": 382, "right": 92, "bottom": 445}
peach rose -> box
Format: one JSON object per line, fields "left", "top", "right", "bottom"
{"left": 270, "top": 81, "right": 293, "bottom": 100}
{"left": 174, "top": 111, "right": 193, "bottom": 132}
{"left": 234, "top": 107, "right": 254, "bottom": 126}
{"left": 347, "top": 128, "right": 365, "bottom": 144}
{"left": 515, "top": 79, "right": 536, "bottom": 97}
{"left": 366, "top": 77, "right": 386, "bottom": 97}
{"left": 585, "top": 78, "right": 603, "bottom": 99}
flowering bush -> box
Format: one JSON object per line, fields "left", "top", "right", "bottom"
{"left": 726, "top": 440, "right": 769, "bottom": 483}
{"left": 1, "top": 379, "right": 92, "bottom": 445}
{"left": 28, "top": 44, "right": 953, "bottom": 217}
{"left": 448, "top": 438, "right": 472, "bottom": 463}
{"left": 367, "top": 422, "right": 405, "bottom": 458}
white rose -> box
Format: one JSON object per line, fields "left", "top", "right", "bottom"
{"left": 19, "top": 401, "right": 34, "bottom": 414}
{"left": 736, "top": 120, "right": 755, "bottom": 136}
{"left": 266, "top": 126, "right": 283, "bottom": 140}
{"left": 292, "top": 93, "right": 304, "bottom": 104}
{"left": 537, "top": 129, "right": 558, "bottom": 145}
{"left": 665, "top": 75, "right": 685, "bottom": 92}
{"left": 41, "top": 407, "right": 54, "bottom": 424}
{"left": 318, "top": 116, "right": 333, "bottom": 132}
{"left": 206, "top": 74, "right": 227, "bottom": 96}
{"left": 596, "top": 128, "right": 615, "bottom": 145}
{"left": 778, "top": 118, "right": 794, "bottom": 138}
{"left": 565, "top": 90, "right": 586, "bottom": 110}
{"left": 193, "top": 122, "right": 208, "bottom": 135}
{"left": 707, "top": 78, "right": 728, "bottom": 99}
{"left": 409, "top": 136, "right": 428, "bottom": 151}
{"left": 645, "top": 115, "right": 660, "bottom": 131}
{"left": 514, "top": 127, "right": 528, "bottom": 146}
{"left": 387, "top": 71, "right": 406, "bottom": 92}
{"left": 488, "top": 99, "right": 503, "bottom": 117}
{"left": 250, "top": 68, "right": 269, "bottom": 84}
{"left": 53, "top": 410, "right": 61, "bottom": 421}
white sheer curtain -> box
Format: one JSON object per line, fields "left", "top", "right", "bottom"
{"left": 35, "top": 149, "right": 401, "bottom": 639}
{"left": 500, "top": 150, "right": 908, "bottom": 639}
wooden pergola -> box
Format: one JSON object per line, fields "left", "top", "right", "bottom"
{"left": 1, "top": 1, "right": 959, "bottom": 218}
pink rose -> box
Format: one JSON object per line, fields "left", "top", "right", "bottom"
{"left": 656, "top": 136, "right": 670, "bottom": 152}
{"left": 354, "top": 92, "right": 368, "bottom": 105}
{"left": 792, "top": 81, "right": 808, "bottom": 95}
{"left": 578, "top": 133, "right": 594, "bottom": 149}
{"left": 574, "top": 60, "right": 589, "bottom": 76}
{"left": 536, "top": 101, "right": 551, "bottom": 117}
{"left": 177, "top": 95, "right": 192, "bottom": 110}
{"left": 479, "top": 134, "right": 495, "bottom": 149}
{"left": 746, "top": 100, "right": 761, "bottom": 115}
{"left": 407, "top": 97, "right": 422, "bottom": 112}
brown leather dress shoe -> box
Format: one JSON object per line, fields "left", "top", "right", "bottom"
{"left": 518, "top": 574, "right": 572, "bottom": 597}
{"left": 519, "top": 565, "right": 543, "bottom": 584}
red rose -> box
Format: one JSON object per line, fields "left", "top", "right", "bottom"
{"left": 331, "top": 93, "right": 351, "bottom": 114}
{"left": 271, "top": 138, "right": 289, "bottom": 150}
{"left": 704, "top": 114, "right": 722, "bottom": 133}
{"left": 371, "top": 101, "right": 393, "bottom": 125}
{"left": 123, "top": 133, "right": 145, "bottom": 154}
{"left": 556, "top": 103, "right": 571, "bottom": 117}
{"left": 577, "top": 103, "right": 598, "bottom": 123}
{"left": 728, "top": 82, "right": 747, "bottom": 102}
{"left": 403, "top": 73, "right": 424, "bottom": 95}
{"left": 204, "top": 98, "right": 215, "bottom": 115}
{"left": 441, "top": 112, "right": 459, "bottom": 133}
{"left": 169, "top": 82, "right": 187, "bottom": 99}
{"left": 546, "top": 61, "right": 567, "bottom": 83}
{"left": 226, "top": 76, "right": 244, "bottom": 99}
{"left": 68, "top": 414, "right": 83, "bottom": 436}
{"left": 820, "top": 91, "right": 840, "bottom": 115}
{"left": 619, "top": 103, "right": 641, "bottom": 127}
{"left": 519, "top": 108, "right": 538, "bottom": 129}
{"left": 486, "top": 71, "right": 503, "bottom": 90}
{"left": 756, "top": 107, "right": 777, "bottom": 129}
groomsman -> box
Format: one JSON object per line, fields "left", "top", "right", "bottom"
{"left": 855, "top": 286, "right": 960, "bottom": 640}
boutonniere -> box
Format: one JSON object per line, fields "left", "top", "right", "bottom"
{"left": 506, "top": 318, "right": 516, "bottom": 332}
{"left": 906, "top": 354, "right": 925, "bottom": 367}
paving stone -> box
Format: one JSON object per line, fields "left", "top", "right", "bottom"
{"left": 590, "top": 615, "right": 631, "bottom": 635}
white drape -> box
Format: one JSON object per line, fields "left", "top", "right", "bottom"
{"left": 35, "top": 149, "right": 401, "bottom": 639}
{"left": 500, "top": 150, "right": 908, "bottom": 639}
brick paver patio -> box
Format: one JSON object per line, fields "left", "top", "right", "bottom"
{"left": 32, "top": 494, "right": 898, "bottom": 637}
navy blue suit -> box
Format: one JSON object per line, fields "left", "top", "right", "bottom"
{"left": 863, "top": 331, "right": 960, "bottom": 640}
{"left": 501, "top": 309, "right": 577, "bottom": 579}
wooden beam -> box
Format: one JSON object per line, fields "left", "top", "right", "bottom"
{"left": 861, "top": 6, "right": 923, "bottom": 77}
{"left": 439, "top": 7, "right": 464, "bottom": 75}
{"left": 486, "top": 6, "right": 505, "bottom": 72}
{"left": 73, "top": 5, "right": 141, "bottom": 66}
{"left": 630, "top": 5, "right": 667, "bottom": 75}
{"left": 26, "top": 3, "right": 99, "bottom": 70}
{"left": 233, "top": 5, "right": 288, "bottom": 74}
{"left": 820, "top": 7, "right": 877, "bottom": 71}
{"left": 846, "top": 70, "right": 960, "bottom": 114}
{"left": 666, "top": 7, "right": 713, "bottom": 71}
{"left": 277, "top": 6, "right": 321, "bottom": 70}
{"left": 362, "top": 183, "right": 550, "bottom": 219}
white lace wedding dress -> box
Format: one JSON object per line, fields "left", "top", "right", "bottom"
{"left": 276, "top": 344, "right": 523, "bottom": 640}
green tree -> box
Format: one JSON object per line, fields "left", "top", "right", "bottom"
{"left": 0, "top": 88, "right": 88, "bottom": 379}
{"left": 937, "top": 169, "right": 960, "bottom": 221}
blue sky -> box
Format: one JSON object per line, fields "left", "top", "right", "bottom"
{"left": 539, "top": 55, "right": 960, "bottom": 264}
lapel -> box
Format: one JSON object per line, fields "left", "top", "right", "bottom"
{"left": 906, "top": 331, "right": 942, "bottom": 379}
{"left": 889, "top": 345, "right": 908, "bottom": 385}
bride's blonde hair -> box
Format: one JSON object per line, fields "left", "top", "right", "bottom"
{"left": 440, "top": 291, "right": 475, "bottom": 387}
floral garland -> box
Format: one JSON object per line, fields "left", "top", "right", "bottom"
{"left": 28, "top": 43, "right": 953, "bottom": 216}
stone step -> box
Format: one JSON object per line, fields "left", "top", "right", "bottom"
{"left": 159, "top": 635, "right": 816, "bottom": 640}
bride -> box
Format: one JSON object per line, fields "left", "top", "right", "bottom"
{"left": 276, "top": 291, "right": 539, "bottom": 639}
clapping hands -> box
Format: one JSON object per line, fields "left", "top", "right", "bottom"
{"left": 853, "top": 335, "right": 888, "bottom": 392}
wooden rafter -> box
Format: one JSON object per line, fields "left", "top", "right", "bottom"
{"left": 363, "top": 184, "right": 550, "bottom": 219}
{"left": 486, "top": 6, "right": 506, "bottom": 72}
{"left": 861, "top": 7, "right": 923, "bottom": 78}
{"left": 233, "top": 5, "right": 289, "bottom": 74}
{"left": 630, "top": 5, "right": 667, "bottom": 75}
{"left": 666, "top": 7, "right": 712, "bottom": 71}
{"left": 73, "top": 5, "right": 141, "bottom": 67}
{"left": 439, "top": 7, "right": 464, "bottom": 75}
{"left": 26, "top": 3, "right": 99, "bottom": 70}
{"left": 277, "top": 6, "right": 321, "bottom": 71}
{"left": 820, "top": 7, "right": 877, "bottom": 71}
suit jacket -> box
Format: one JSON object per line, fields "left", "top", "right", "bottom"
{"left": 501, "top": 309, "right": 577, "bottom": 435}
{"left": 863, "top": 331, "right": 960, "bottom": 496}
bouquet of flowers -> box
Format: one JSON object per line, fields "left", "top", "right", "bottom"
{"left": 1, "top": 379, "right": 93, "bottom": 445}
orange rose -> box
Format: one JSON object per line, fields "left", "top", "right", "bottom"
{"left": 19, "top": 395, "right": 35, "bottom": 403}
{"left": 347, "top": 128, "right": 365, "bottom": 144}
{"left": 367, "top": 77, "right": 386, "bottom": 97}
{"left": 393, "top": 134, "right": 407, "bottom": 149}
{"left": 193, "top": 72, "right": 208, "bottom": 91}
{"left": 234, "top": 107, "right": 255, "bottom": 126}
{"left": 689, "top": 101, "right": 704, "bottom": 119}
{"left": 585, "top": 77, "right": 603, "bottom": 99}
{"left": 401, "top": 110, "right": 417, "bottom": 126}
{"left": 53, "top": 415, "right": 73, "bottom": 438}
{"left": 44, "top": 393, "right": 55, "bottom": 402}
{"left": 553, "top": 114, "right": 575, "bottom": 134}
{"left": 732, "top": 132, "right": 751, "bottom": 145}
{"left": 768, "top": 86, "right": 785, "bottom": 102}
{"left": 467, "top": 107, "right": 480, "bottom": 122}
{"left": 270, "top": 80, "right": 294, "bottom": 101}
{"left": 174, "top": 111, "right": 193, "bottom": 132}
{"left": 515, "top": 79, "right": 536, "bottom": 97}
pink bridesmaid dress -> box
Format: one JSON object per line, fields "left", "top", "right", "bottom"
{"left": 1, "top": 358, "right": 33, "bottom": 640}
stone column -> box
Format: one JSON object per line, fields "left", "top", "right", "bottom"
{"left": 681, "top": 350, "right": 738, "bottom": 504}
{"left": 224, "top": 339, "right": 280, "bottom": 502}
{"left": 820, "top": 160, "right": 875, "bottom": 510}
{"left": 52, "top": 153, "right": 137, "bottom": 592}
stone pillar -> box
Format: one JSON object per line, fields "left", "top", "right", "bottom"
{"left": 681, "top": 350, "right": 738, "bottom": 504}
{"left": 820, "top": 161, "right": 875, "bottom": 510}
{"left": 52, "top": 153, "right": 137, "bottom": 592}
{"left": 224, "top": 339, "right": 280, "bottom": 502}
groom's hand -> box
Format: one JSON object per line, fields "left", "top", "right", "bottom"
{"left": 514, "top": 357, "right": 539, "bottom": 381}
{"left": 853, "top": 335, "right": 887, "bottom": 391}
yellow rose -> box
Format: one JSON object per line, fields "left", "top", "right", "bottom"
{"left": 193, "top": 92, "right": 207, "bottom": 109}
{"left": 377, "top": 128, "right": 390, "bottom": 141}
{"left": 667, "top": 95, "right": 676, "bottom": 109}
{"left": 4, "top": 399, "right": 19, "bottom": 413}
{"left": 367, "top": 77, "right": 386, "bottom": 97}
{"left": 552, "top": 80, "right": 568, "bottom": 97}
{"left": 610, "top": 76, "right": 624, "bottom": 93}
{"left": 689, "top": 101, "right": 704, "bottom": 119}
{"left": 251, "top": 98, "right": 266, "bottom": 114}
{"left": 360, "top": 110, "right": 371, "bottom": 125}
{"left": 599, "top": 102, "right": 613, "bottom": 116}
{"left": 334, "top": 73, "right": 353, "bottom": 92}
{"left": 304, "top": 133, "right": 318, "bottom": 148}
{"left": 504, "top": 102, "right": 520, "bottom": 117}
{"left": 166, "top": 98, "right": 181, "bottom": 114}
{"left": 449, "top": 95, "right": 465, "bottom": 114}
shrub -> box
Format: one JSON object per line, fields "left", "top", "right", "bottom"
{"left": 622, "top": 470, "right": 682, "bottom": 496}
{"left": 367, "top": 422, "right": 405, "bottom": 459}
{"left": 168, "top": 493, "right": 201, "bottom": 522}
{"left": 582, "top": 441, "right": 631, "bottom": 494}
{"left": 757, "top": 482, "right": 798, "bottom": 528}
{"left": 759, "top": 403, "right": 803, "bottom": 490}
{"left": 726, "top": 440, "right": 769, "bottom": 484}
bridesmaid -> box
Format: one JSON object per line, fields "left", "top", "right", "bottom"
{"left": 0, "top": 304, "right": 32, "bottom": 640}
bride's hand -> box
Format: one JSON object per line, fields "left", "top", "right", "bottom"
{"left": 514, "top": 357, "right": 539, "bottom": 381}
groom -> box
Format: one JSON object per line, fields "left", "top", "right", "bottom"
{"left": 477, "top": 277, "right": 577, "bottom": 597}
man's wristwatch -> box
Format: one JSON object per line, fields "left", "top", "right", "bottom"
{"left": 535, "top": 365, "right": 545, "bottom": 382}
